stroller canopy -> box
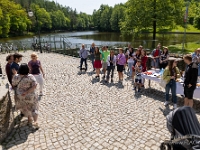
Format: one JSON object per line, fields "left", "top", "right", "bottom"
{"left": 172, "top": 106, "right": 200, "bottom": 136}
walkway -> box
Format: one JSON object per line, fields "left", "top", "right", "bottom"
{"left": 1, "top": 51, "right": 200, "bottom": 150}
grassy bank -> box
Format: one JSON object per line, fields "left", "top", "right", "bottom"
{"left": 168, "top": 42, "right": 200, "bottom": 54}
{"left": 171, "top": 25, "right": 200, "bottom": 33}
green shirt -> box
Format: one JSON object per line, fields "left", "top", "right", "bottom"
{"left": 102, "top": 50, "right": 110, "bottom": 62}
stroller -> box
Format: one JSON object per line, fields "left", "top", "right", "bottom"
{"left": 160, "top": 106, "right": 200, "bottom": 150}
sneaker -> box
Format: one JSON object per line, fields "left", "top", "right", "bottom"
{"left": 39, "top": 92, "right": 44, "bottom": 96}
{"left": 164, "top": 101, "right": 170, "bottom": 106}
{"left": 173, "top": 104, "right": 177, "bottom": 109}
{"left": 20, "top": 112, "right": 24, "bottom": 117}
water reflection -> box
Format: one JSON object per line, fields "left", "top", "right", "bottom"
{"left": 0, "top": 31, "right": 199, "bottom": 49}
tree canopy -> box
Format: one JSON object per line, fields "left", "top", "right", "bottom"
{"left": 0, "top": 0, "right": 200, "bottom": 38}
{"left": 0, "top": 0, "right": 93, "bottom": 37}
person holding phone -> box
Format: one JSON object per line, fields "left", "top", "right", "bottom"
{"left": 163, "top": 60, "right": 181, "bottom": 109}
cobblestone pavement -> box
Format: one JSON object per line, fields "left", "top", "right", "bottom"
{"left": 1, "top": 51, "right": 200, "bottom": 150}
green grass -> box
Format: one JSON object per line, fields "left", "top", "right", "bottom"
{"left": 172, "top": 25, "right": 200, "bottom": 33}
{"left": 168, "top": 42, "right": 200, "bottom": 54}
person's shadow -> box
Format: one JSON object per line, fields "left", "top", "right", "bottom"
{"left": 1, "top": 118, "right": 38, "bottom": 150}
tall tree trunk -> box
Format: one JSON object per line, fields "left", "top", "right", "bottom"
{"left": 152, "top": 0, "right": 156, "bottom": 49}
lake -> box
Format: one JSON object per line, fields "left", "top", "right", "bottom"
{"left": 0, "top": 31, "right": 199, "bottom": 49}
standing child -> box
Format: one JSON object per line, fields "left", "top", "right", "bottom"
{"left": 106, "top": 50, "right": 116, "bottom": 83}
{"left": 134, "top": 60, "right": 143, "bottom": 92}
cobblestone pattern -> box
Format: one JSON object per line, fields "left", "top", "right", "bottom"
{"left": 0, "top": 51, "right": 200, "bottom": 150}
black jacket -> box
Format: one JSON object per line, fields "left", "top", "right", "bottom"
{"left": 184, "top": 62, "right": 198, "bottom": 88}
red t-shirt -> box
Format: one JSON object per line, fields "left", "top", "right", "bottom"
{"left": 154, "top": 49, "right": 159, "bottom": 57}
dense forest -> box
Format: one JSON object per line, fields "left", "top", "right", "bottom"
{"left": 0, "top": 0, "right": 200, "bottom": 38}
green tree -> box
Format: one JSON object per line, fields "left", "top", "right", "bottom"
{"left": 30, "top": 3, "right": 52, "bottom": 31}
{"left": 99, "top": 5, "right": 112, "bottom": 31}
{"left": 50, "top": 10, "right": 70, "bottom": 31}
{"left": 120, "top": 0, "right": 184, "bottom": 47}
{"left": 110, "top": 4, "right": 125, "bottom": 32}
{"left": 0, "top": 0, "right": 30, "bottom": 37}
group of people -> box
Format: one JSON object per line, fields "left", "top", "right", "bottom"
{"left": 79, "top": 43, "right": 200, "bottom": 109}
{"left": 5, "top": 53, "right": 45, "bottom": 128}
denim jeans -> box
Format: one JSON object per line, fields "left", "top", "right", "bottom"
{"left": 80, "top": 58, "right": 87, "bottom": 71}
{"left": 90, "top": 55, "right": 94, "bottom": 69}
{"left": 128, "top": 62, "right": 134, "bottom": 76}
{"left": 198, "top": 65, "right": 200, "bottom": 76}
{"left": 106, "top": 65, "right": 115, "bottom": 80}
{"left": 165, "top": 79, "right": 177, "bottom": 104}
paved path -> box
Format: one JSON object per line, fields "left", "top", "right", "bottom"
{"left": 0, "top": 51, "right": 200, "bottom": 150}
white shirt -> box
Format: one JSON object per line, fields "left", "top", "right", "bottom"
{"left": 107, "top": 55, "right": 116, "bottom": 66}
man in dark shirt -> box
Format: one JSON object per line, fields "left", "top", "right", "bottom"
{"left": 10, "top": 53, "right": 23, "bottom": 80}
{"left": 5, "top": 54, "right": 13, "bottom": 85}
{"left": 90, "top": 43, "right": 95, "bottom": 71}
{"left": 183, "top": 54, "right": 198, "bottom": 107}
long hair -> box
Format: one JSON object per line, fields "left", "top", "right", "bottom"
{"left": 94, "top": 47, "right": 100, "bottom": 54}
{"left": 162, "top": 48, "right": 169, "bottom": 56}
{"left": 168, "top": 60, "right": 176, "bottom": 76}
{"left": 142, "top": 49, "right": 147, "bottom": 56}
{"left": 136, "top": 49, "right": 141, "bottom": 59}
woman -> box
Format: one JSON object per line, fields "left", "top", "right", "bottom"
{"left": 160, "top": 47, "right": 169, "bottom": 69}
{"left": 5, "top": 54, "right": 13, "bottom": 85}
{"left": 134, "top": 49, "right": 141, "bottom": 66}
{"left": 106, "top": 50, "right": 116, "bottom": 83}
{"left": 141, "top": 49, "right": 148, "bottom": 87}
{"left": 163, "top": 60, "right": 181, "bottom": 109}
{"left": 132, "top": 49, "right": 141, "bottom": 81}
{"left": 192, "top": 48, "right": 200, "bottom": 76}
{"left": 117, "top": 48, "right": 126, "bottom": 82}
{"left": 127, "top": 48, "right": 135, "bottom": 77}
{"left": 28, "top": 53, "right": 45, "bottom": 96}
{"left": 12, "top": 63, "right": 39, "bottom": 128}
{"left": 141, "top": 49, "right": 148, "bottom": 72}
{"left": 93, "top": 47, "right": 102, "bottom": 78}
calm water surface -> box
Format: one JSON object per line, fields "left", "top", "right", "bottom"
{"left": 0, "top": 31, "right": 199, "bottom": 49}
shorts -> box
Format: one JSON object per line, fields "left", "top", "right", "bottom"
{"left": 102, "top": 62, "right": 107, "bottom": 69}
{"left": 184, "top": 86, "right": 195, "bottom": 99}
{"left": 117, "top": 64, "right": 124, "bottom": 72}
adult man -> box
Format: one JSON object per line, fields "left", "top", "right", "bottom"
{"left": 90, "top": 43, "right": 95, "bottom": 71}
{"left": 10, "top": 53, "right": 23, "bottom": 116}
{"left": 151, "top": 43, "right": 161, "bottom": 68}
{"left": 101, "top": 46, "right": 110, "bottom": 79}
{"left": 5, "top": 54, "right": 13, "bottom": 85}
{"left": 183, "top": 54, "right": 198, "bottom": 107}
{"left": 11, "top": 53, "right": 23, "bottom": 78}
{"left": 79, "top": 44, "right": 88, "bottom": 72}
